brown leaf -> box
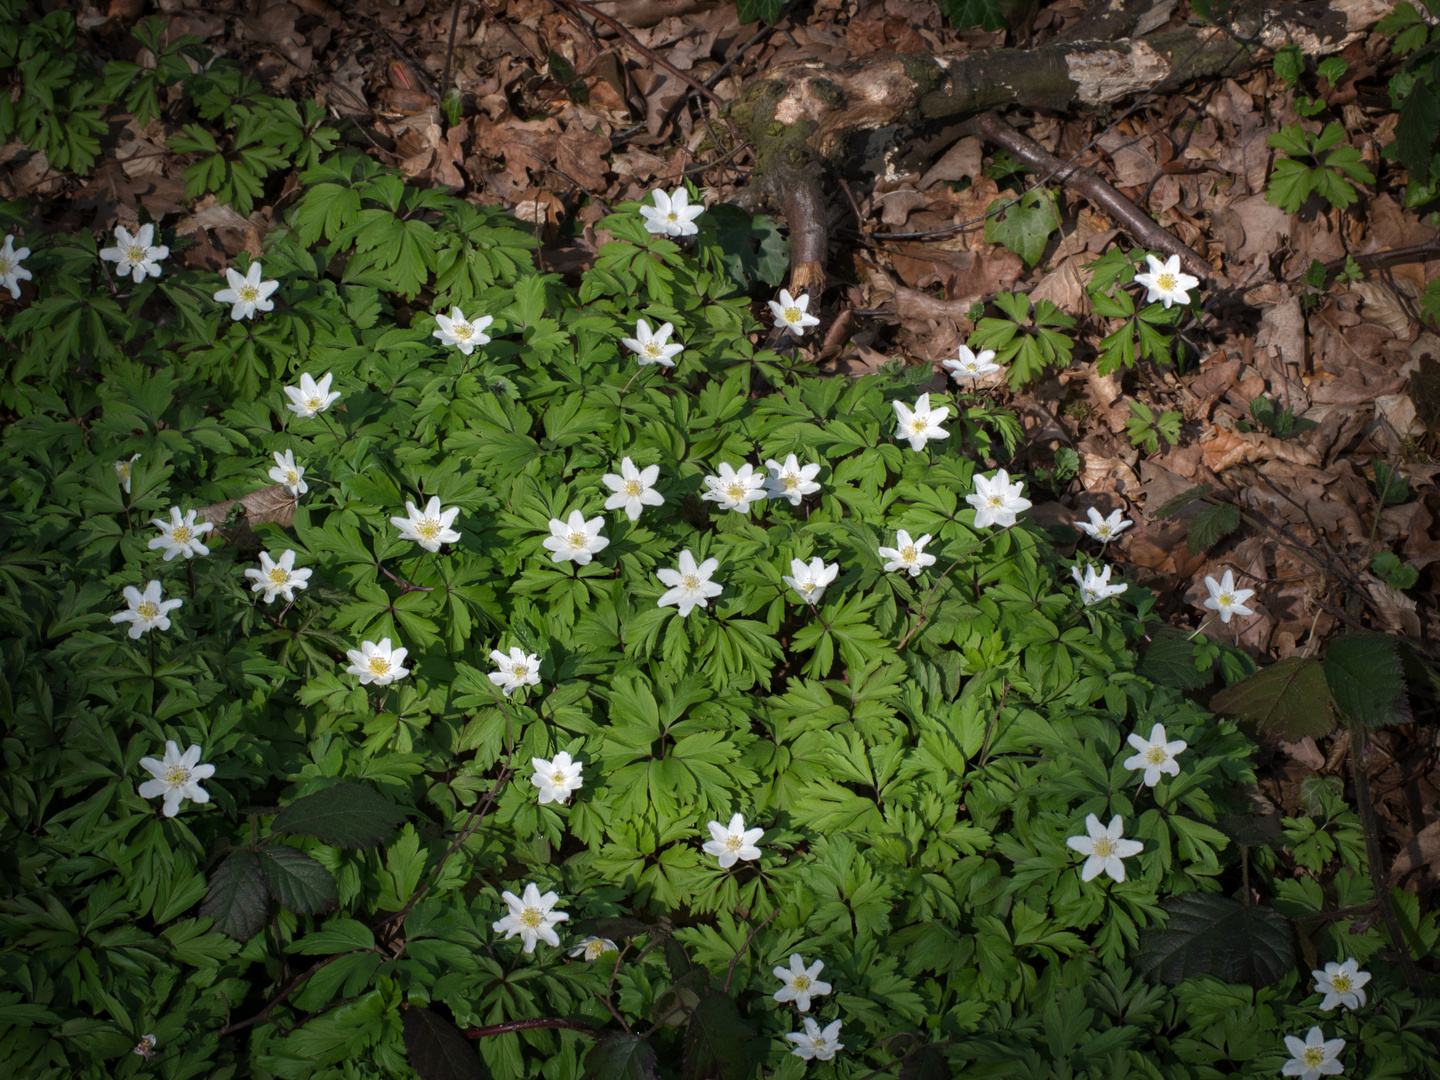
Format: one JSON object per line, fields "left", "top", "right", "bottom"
{"left": 1390, "top": 820, "right": 1440, "bottom": 881}
{"left": 198, "top": 485, "right": 298, "bottom": 553}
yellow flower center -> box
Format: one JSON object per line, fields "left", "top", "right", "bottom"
{"left": 793, "top": 975, "right": 810, "bottom": 990}
{"left": 800, "top": 582, "right": 815, "bottom": 594}
{"left": 725, "top": 835, "right": 743, "bottom": 851}
{"left": 454, "top": 324, "right": 472, "bottom": 340}
{"left": 163, "top": 764, "right": 188, "bottom": 785}
{"left": 900, "top": 546, "right": 916, "bottom": 561}
{"left": 1097, "top": 525, "right": 1112, "bottom": 538}
{"left": 624, "top": 479, "right": 643, "bottom": 496}
{"left": 1157, "top": 273, "right": 1177, "bottom": 291}
{"left": 667, "top": 211, "right": 679, "bottom": 222}
{"left": 268, "top": 568, "right": 289, "bottom": 585}
{"left": 137, "top": 601, "right": 159, "bottom": 619}
{"left": 368, "top": 656, "right": 390, "bottom": 676}
{"left": 1331, "top": 974, "right": 1352, "bottom": 991}
{"left": 520, "top": 907, "right": 544, "bottom": 928}
{"left": 644, "top": 342, "right": 662, "bottom": 356}
{"left": 726, "top": 483, "right": 746, "bottom": 500}
{"left": 1218, "top": 595, "right": 1233, "bottom": 608}
{"left": 1303, "top": 1048, "right": 1324, "bottom": 1067}
{"left": 512, "top": 664, "right": 529, "bottom": 679}
{"left": 783, "top": 305, "right": 802, "bottom": 322}
{"left": 306, "top": 396, "right": 324, "bottom": 410}
{"left": 1146, "top": 747, "right": 1166, "bottom": 764}
{"left": 0, "top": 257, "right": 11, "bottom": 275}
{"left": 126, "top": 244, "right": 146, "bottom": 262}
{"left": 118, "top": 463, "right": 131, "bottom": 479}
{"left": 568, "top": 531, "right": 588, "bottom": 549}
{"left": 586, "top": 939, "right": 607, "bottom": 959}
{"left": 1091, "top": 837, "right": 1115, "bottom": 857}
{"left": 910, "top": 418, "right": 927, "bottom": 433}
{"left": 811, "top": 1036, "right": 825, "bottom": 1049}
{"left": 681, "top": 574, "right": 700, "bottom": 590}
{"left": 552, "top": 771, "right": 566, "bottom": 785}
{"left": 285, "top": 470, "right": 299, "bottom": 484}
{"left": 416, "top": 519, "right": 440, "bottom": 539}
{"left": 988, "top": 495, "right": 1004, "bottom": 508}
{"left": 173, "top": 526, "right": 192, "bottom": 543}
{"left": 783, "top": 475, "right": 800, "bottom": 490}
{"left": 239, "top": 284, "right": 258, "bottom": 302}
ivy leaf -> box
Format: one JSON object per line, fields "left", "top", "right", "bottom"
{"left": 1323, "top": 634, "right": 1411, "bottom": 728}
{"left": 984, "top": 189, "right": 1059, "bottom": 269}
{"left": 1138, "top": 893, "right": 1294, "bottom": 987}
{"left": 1210, "top": 657, "right": 1335, "bottom": 739}
{"left": 939, "top": 0, "right": 1006, "bottom": 30}
{"left": 258, "top": 845, "right": 340, "bottom": 915}
{"left": 1186, "top": 502, "right": 1240, "bottom": 554}
{"left": 680, "top": 991, "right": 753, "bottom": 1080}
{"left": 200, "top": 849, "right": 270, "bottom": 941}
{"left": 403, "top": 1006, "right": 490, "bottom": 1080}
{"left": 584, "top": 1033, "right": 660, "bottom": 1080}
{"left": 1139, "top": 627, "right": 1212, "bottom": 690}
{"left": 271, "top": 781, "right": 408, "bottom": 848}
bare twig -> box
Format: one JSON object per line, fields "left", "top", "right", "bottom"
{"left": 464, "top": 1017, "right": 600, "bottom": 1039}
{"left": 217, "top": 954, "right": 350, "bottom": 1036}
{"left": 441, "top": 0, "right": 464, "bottom": 104}
{"left": 722, "top": 909, "right": 778, "bottom": 993}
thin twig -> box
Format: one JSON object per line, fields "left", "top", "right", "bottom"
{"left": 217, "top": 954, "right": 350, "bottom": 1036}
{"left": 723, "top": 909, "right": 778, "bottom": 993}
{"left": 464, "top": 1017, "right": 600, "bottom": 1039}
{"left": 441, "top": 0, "right": 464, "bottom": 104}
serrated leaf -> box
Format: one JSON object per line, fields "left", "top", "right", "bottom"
{"left": 1215, "top": 813, "right": 1287, "bottom": 849}
{"left": 1395, "top": 78, "right": 1439, "bottom": 175}
{"left": 258, "top": 845, "right": 340, "bottom": 915}
{"left": 1323, "top": 634, "right": 1411, "bottom": 727}
{"left": 1210, "top": 657, "right": 1336, "bottom": 739}
{"left": 271, "top": 781, "right": 408, "bottom": 848}
{"left": 1153, "top": 484, "right": 1211, "bottom": 519}
{"left": 1186, "top": 502, "right": 1240, "bottom": 554}
{"left": 1139, "top": 626, "right": 1212, "bottom": 690}
{"left": 680, "top": 991, "right": 752, "bottom": 1080}
{"left": 584, "top": 1033, "right": 660, "bottom": 1080}
{"left": 984, "top": 189, "right": 1060, "bottom": 269}
{"left": 200, "top": 849, "right": 270, "bottom": 941}
{"left": 403, "top": 1006, "right": 490, "bottom": 1080}
{"left": 1138, "top": 893, "right": 1294, "bottom": 987}
{"left": 735, "top": 0, "right": 784, "bottom": 21}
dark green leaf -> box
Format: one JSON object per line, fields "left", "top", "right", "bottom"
{"left": 984, "top": 188, "right": 1060, "bottom": 269}
{"left": 1139, "top": 626, "right": 1212, "bottom": 690}
{"left": 1186, "top": 502, "right": 1240, "bottom": 554}
{"left": 680, "top": 991, "right": 753, "bottom": 1080}
{"left": 1395, "top": 77, "right": 1440, "bottom": 175}
{"left": 200, "top": 849, "right": 270, "bottom": 941}
{"left": 1138, "top": 893, "right": 1294, "bottom": 987}
{"left": 940, "top": 0, "right": 1006, "bottom": 30}
{"left": 900, "top": 1045, "right": 952, "bottom": 1080}
{"left": 271, "top": 781, "right": 408, "bottom": 848}
{"left": 258, "top": 844, "right": 340, "bottom": 915}
{"left": 585, "top": 1033, "right": 660, "bottom": 1080}
{"left": 1210, "top": 657, "right": 1335, "bottom": 739}
{"left": 1153, "top": 484, "right": 1211, "bottom": 519}
{"left": 1324, "top": 634, "right": 1411, "bottom": 727}
{"left": 735, "top": 0, "right": 784, "bottom": 22}
{"left": 1215, "top": 813, "right": 1287, "bottom": 849}
{"left": 403, "top": 1006, "right": 490, "bottom": 1080}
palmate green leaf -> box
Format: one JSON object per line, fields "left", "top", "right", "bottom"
{"left": 680, "top": 990, "right": 752, "bottom": 1080}
{"left": 258, "top": 844, "right": 340, "bottom": 915}
{"left": 1210, "top": 656, "right": 1335, "bottom": 739}
{"left": 1138, "top": 892, "right": 1294, "bottom": 987}
{"left": 200, "top": 849, "right": 270, "bottom": 942}
{"left": 402, "top": 1006, "right": 490, "bottom": 1080}
{"left": 270, "top": 781, "right": 408, "bottom": 848}
{"left": 1323, "top": 633, "right": 1411, "bottom": 727}
{"left": 585, "top": 1033, "right": 660, "bottom": 1080}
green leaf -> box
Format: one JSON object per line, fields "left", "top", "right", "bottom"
{"left": 585, "top": 1033, "right": 660, "bottom": 1080}
{"left": 1139, "top": 627, "right": 1213, "bottom": 690}
{"left": 1138, "top": 892, "right": 1294, "bottom": 987}
{"left": 984, "top": 188, "right": 1060, "bottom": 269}
{"left": 1272, "top": 45, "right": 1304, "bottom": 85}
{"left": 735, "top": 0, "right": 784, "bottom": 21}
{"left": 271, "top": 781, "right": 408, "bottom": 848}
{"left": 940, "top": 0, "right": 1006, "bottom": 30}
{"left": 258, "top": 844, "right": 340, "bottom": 915}
{"left": 1396, "top": 78, "right": 1440, "bottom": 174}
{"left": 1374, "top": 462, "right": 1410, "bottom": 505}
{"left": 900, "top": 1045, "right": 952, "bottom": 1080}
{"left": 1153, "top": 484, "right": 1211, "bottom": 519}
{"left": 1186, "top": 503, "right": 1240, "bottom": 554}
{"left": 403, "top": 1006, "right": 490, "bottom": 1080}
{"left": 200, "top": 849, "right": 270, "bottom": 941}
{"left": 680, "top": 991, "right": 752, "bottom": 1080}
{"left": 1323, "top": 634, "right": 1411, "bottom": 727}
{"left": 288, "top": 918, "right": 377, "bottom": 954}
{"left": 1210, "top": 657, "right": 1336, "bottom": 739}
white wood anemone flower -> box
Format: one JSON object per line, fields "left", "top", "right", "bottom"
{"left": 1202, "top": 569, "right": 1255, "bottom": 624}
{"left": 490, "top": 647, "right": 542, "bottom": 696}
{"left": 763, "top": 454, "right": 821, "bottom": 507}
{"left": 943, "top": 344, "right": 1002, "bottom": 381}
{"left": 531, "top": 750, "right": 583, "bottom": 804}
{"left": 111, "top": 580, "right": 183, "bottom": 638}
{"left": 100, "top": 223, "right": 169, "bottom": 283}
{"left": 138, "top": 740, "right": 215, "bottom": 817}
{"left": 284, "top": 372, "right": 342, "bottom": 418}
{"left": 148, "top": 506, "right": 214, "bottom": 561}
{"left": 967, "top": 469, "right": 1031, "bottom": 529}
{"left": 1077, "top": 506, "right": 1133, "bottom": 543}
{"left": 1312, "top": 959, "right": 1370, "bottom": 1011}
{"left": 392, "top": 496, "right": 462, "bottom": 552}
{"left": 621, "top": 318, "right": 684, "bottom": 367}
{"left": 492, "top": 882, "right": 569, "bottom": 953}
{"left": 345, "top": 637, "right": 410, "bottom": 686}
{"left": 542, "top": 510, "right": 609, "bottom": 565}
{"left": 703, "top": 812, "right": 764, "bottom": 869}
{"left": 878, "top": 530, "right": 936, "bottom": 576}
{"left": 115, "top": 453, "right": 141, "bottom": 495}
{"left": 1122, "top": 723, "right": 1187, "bottom": 787}
{"left": 773, "top": 955, "right": 832, "bottom": 1012}
{"left": 432, "top": 307, "right": 494, "bottom": 354}
{"left": 639, "top": 186, "right": 704, "bottom": 236}
{"left": 1282, "top": 1027, "right": 1345, "bottom": 1080}
{"left": 1134, "top": 252, "right": 1200, "bottom": 309}
{"left": 783, "top": 557, "right": 839, "bottom": 605}
{"left": 656, "top": 550, "right": 723, "bottom": 617}
{"left": 0, "top": 233, "right": 32, "bottom": 299}
{"left": 601, "top": 457, "right": 664, "bottom": 521}
{"left": 269, "top": 449, "right": 307, "bottom": 497}
{"left": 701, "top": 462, "right": 767, "bottom": 513}
{"left": 569, "top": 935, "right": 619, "bottom": 960}
{"left": 214, "top": 262, "right": 279, "bottom": 320}
{"left": 1066, "top": 813, "right": 1143, "bottom": 882}
{"left": 892, "top": 393, "right": 950, "bottom": 451}
{"left": 1071, "top": 563, "right": 1127, "bottom": 606}
{"left": 132, "top": 1034, "right": 158, "bottom": 1060}
{"left": 786, "top": 1018, "right": 843, "bottom": 1061}
{"left": 244, "top": 549, "right": 312, "bottom": 604}
{"left": 768, "top": 288, "right": 821, "bottom": 336}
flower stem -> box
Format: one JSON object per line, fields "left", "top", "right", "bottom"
{"left": 1186, "top": 616, "right": 1213, "bottom": 642}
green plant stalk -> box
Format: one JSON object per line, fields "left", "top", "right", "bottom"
{"left": 1347, "top": 720, "right": 1424, "bottom": 993}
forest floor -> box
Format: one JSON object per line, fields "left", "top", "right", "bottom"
{"left": 7, "top": 0, "right": 1440, "bottom": 891}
